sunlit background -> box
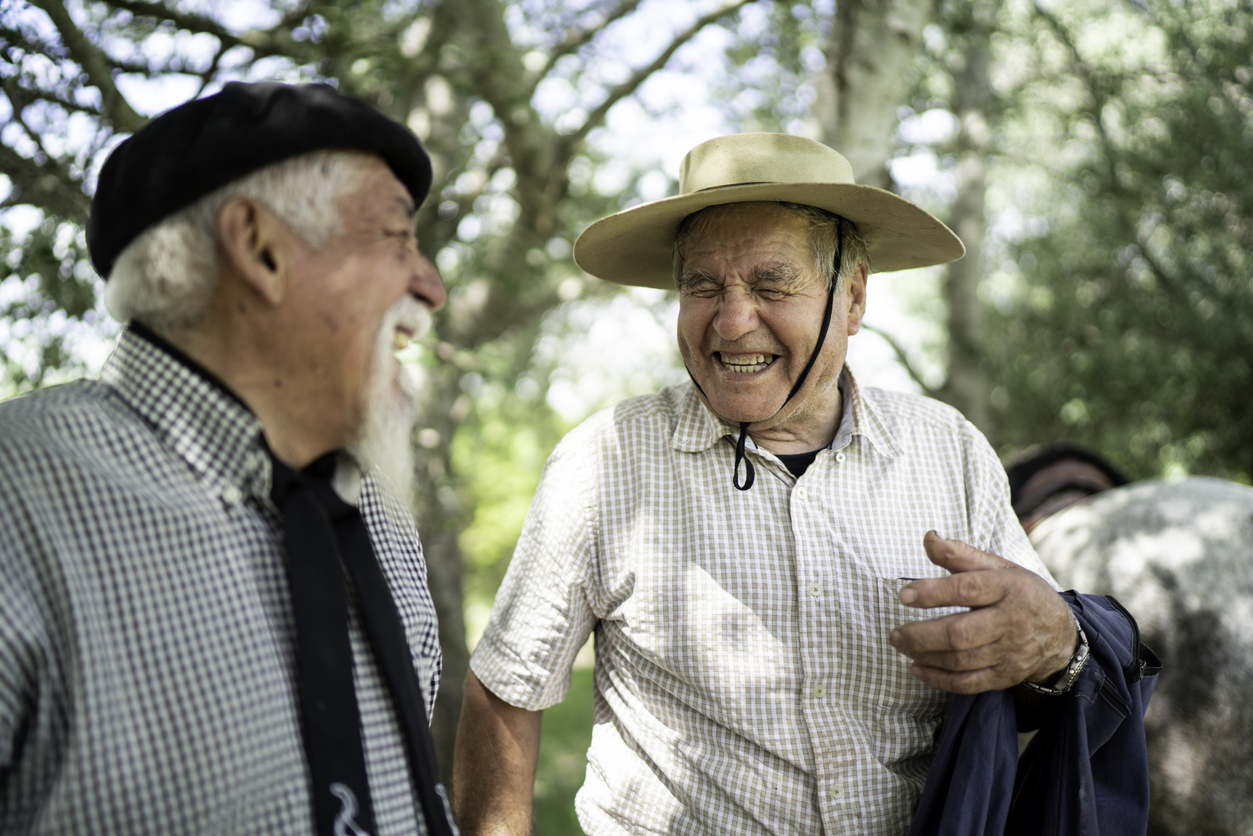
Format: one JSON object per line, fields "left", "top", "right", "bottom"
{"left": 3, "top": 0, "right": 1249, "bottom": 830}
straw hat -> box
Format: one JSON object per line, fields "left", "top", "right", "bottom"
{"left": 573, "top": 132, "right": 965, "bottom": 289}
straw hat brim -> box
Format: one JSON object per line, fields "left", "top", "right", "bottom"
{"left": 573, "top": 181, "right": 966, "bottom": 290}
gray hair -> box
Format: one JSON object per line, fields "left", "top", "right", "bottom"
{"left": 672, "top": 201, "right": 870, "bottom": 293}
{"left": 105, "top": 150, "right": 376, "bottom": 331}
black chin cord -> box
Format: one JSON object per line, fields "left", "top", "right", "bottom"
{"left": 732, "top": 421, "right": 756, "bottom": 490}
{"left": 685, "top": 223, "right": 844, "bottom": 492}
{"left": 691, "top": 286, "right": 837, "bottom": 492}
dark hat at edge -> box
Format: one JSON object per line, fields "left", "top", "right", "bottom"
{"left": 87, "top": 81, "right": 433, "bottom": 279}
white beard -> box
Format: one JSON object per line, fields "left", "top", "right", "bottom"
{"left": 349, "top": 297, "right": 433, "bottom": 507}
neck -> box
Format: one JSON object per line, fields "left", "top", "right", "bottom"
{"left": 159, "top": 313, "right": 349, "bottom": 470}
{"left": 746, "top": 386, "right": 843, "bottom": 454}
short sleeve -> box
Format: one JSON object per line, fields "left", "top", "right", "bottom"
{"left": 961, "top": 420, "right": 1059, "bottom": 588}
{"left": 469, "top": 424, "right": 601, "bottom": 711}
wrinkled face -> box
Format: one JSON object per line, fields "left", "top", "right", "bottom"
{"left": 676, "top": 203, "right": 864, "bottom": 440}
{"left": 284, "top": 155, "right": 445, "bottom": 455}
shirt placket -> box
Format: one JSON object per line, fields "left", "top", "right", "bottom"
{"left": 791, "top": 452, "right": 862, "bottom": 833}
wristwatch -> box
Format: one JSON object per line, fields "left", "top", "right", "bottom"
{"left": 1020, "top": 617, "right": 1090, "bottom": 696}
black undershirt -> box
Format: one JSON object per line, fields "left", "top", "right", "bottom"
{"left": 776, "top": 448, "right": 825, "bottom": 477}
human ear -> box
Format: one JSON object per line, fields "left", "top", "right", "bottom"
{"left": 846, "top": 263, "right": 869, "bottom": 335}
{"left": 217, "top": 197, "right": 289, "bottom": 306}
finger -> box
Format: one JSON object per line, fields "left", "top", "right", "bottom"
{"left": 891, "top": 607, "right": 1000, "bottom": 655}
{"left": 896, "top": 640, "right": 1006, "bottom": 674}
{"left": 922, "top": 530, "right": 1013, "bottom": 575}
{"left": 899, "top": 565, "right": 1012, "bottom": 610}
{"left": 907, "top": 661, "right": 1023, "bottom": 695}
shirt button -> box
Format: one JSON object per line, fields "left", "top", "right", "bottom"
{"left": 812, "top": 684, "right": 827, "bottom": 697}
{"left": 808, "top": 582, "right": 823, "bottom": 596}
{"left": 795, "top": 486, "right": 808, "bottom": 499}
{"left": 835, "top": 452, "right": 846, "bottom": 463}
{"left": 222, "top": 485, "right": 243, "bottom": 506}
{"left": 829, "top": 784, "right": 844, "bottom": 799}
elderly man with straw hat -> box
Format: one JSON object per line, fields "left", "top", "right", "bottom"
{"left": 453, "top": 134, "right": 1093, "bottom": 834}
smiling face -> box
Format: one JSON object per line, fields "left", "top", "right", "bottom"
{"left": 676, "top": 202, "right": 866, "bottom": 452}
{"left": 281, "top": 154, "right": 446, "bottom": 450}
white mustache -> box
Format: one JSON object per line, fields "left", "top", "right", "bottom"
{"left": 384, "top": 295, "right": 434, "bottom": 343}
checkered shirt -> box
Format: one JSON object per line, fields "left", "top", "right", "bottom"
{"left": 0, "top": 328, "right": 442, "bottom": 834}
{"left": 471, "top": 370, "right": 1055, "bottom": 835}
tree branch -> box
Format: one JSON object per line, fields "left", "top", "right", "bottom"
{"left": 28, "top": 0, "right": 145, "bottom": 134}
{"left": 1033, "top": 2, "right": 1193, "bottom": 309}
{"left": 103, "top": 0, "right": 301, "bottom": 60}
{"left": 418, "top": 143, "right": 515, "bottom": 256}
{"left": 0, "top": 22, "right": 70, "bottom": 62}
{"left": 534, "top": 0, "right": 647, "bottom": 81}
{"left": 861, "top": 322, "right": 937, "bottom": 395}
{"left": 563, "top": 0, "right": 759, "bottom": 149}
{"left": 0, "top": 142, "right": 90, "bottom": 223}
{"left": 2, "top": 76, "right": 98, "bottom": 120}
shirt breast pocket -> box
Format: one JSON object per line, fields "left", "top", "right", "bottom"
{"left": 873, "top": 577, "right": 967, "bottom": 718}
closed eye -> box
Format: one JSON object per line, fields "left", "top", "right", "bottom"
{"left": 384, "top": 228, "right": 419, "bottom": 247}
{"left": 677, "top": 271, "right": 721, "bottom": 296}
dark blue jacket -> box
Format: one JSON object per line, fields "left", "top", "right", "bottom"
{"left": 909, "top": 593, "right": 1161, "bottom": 836}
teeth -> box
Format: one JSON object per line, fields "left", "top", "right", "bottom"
{"left": 392, "top": 331, "right": 411, "bottom": 352}
{"left": 721, "top": 353, "right": 771, "bottom": 373}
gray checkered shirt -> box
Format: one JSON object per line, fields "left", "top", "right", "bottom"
{"left": 472, "top": 370, "right": 1054, "bottom": 835}
{"left": 0, "top": 328, "right": 442, "bottom": 834}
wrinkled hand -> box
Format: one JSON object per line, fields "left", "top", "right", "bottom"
{"left": 889, "top": 531, "right": 1076, "bottom": 694}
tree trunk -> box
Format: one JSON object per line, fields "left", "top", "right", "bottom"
{"left": 936, "top": 10, "right": 995, "bottom": 439}
{"left": 815, "top": 0, "right": 937, "bottom": 187}
{"left": 411, "top": 362, "right": 472, "bottom": 792}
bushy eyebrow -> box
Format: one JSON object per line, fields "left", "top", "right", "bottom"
{"left": 752, "top": 264, "right": 804, "bottom": 286}
{"left": 677, "top": 263, "right": 806, "bottom": 292}
{"left": 384, "top": 196, "right": 419, "bottom": 236}
{"left": 381, "top": 196, "right": 418, "bottom": 231}
{"left": 393, "top": 195, "right": 417, "bottom": 217}
{"left": 676, "top": 269, "right": 718, "bottom": 291}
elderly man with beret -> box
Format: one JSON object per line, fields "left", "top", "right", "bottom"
{"left": 0, "top": 83, "right": 458, "bottom": 835}
{"left": 453, "top": 134, "right": 1156, "bottom": 834}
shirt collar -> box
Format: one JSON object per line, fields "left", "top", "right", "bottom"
{"left": 101, "top": 326, "right": 271, "bottom": 500}
{"left": 670, "top": 367, "right": 902, "bottom": 459}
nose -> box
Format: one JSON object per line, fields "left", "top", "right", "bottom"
{"left": 411, "top": 251, "right": 447, "bottom": 312}
{"left": 712, "top": 287, "right": 759, "bottom": 342}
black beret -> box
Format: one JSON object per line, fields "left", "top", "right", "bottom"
{"left": 87, "top": 81, "right": 433, "bottom": 279}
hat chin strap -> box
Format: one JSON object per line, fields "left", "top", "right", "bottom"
{"left": 686, "top": 285, "right": 836, "bottom": 492}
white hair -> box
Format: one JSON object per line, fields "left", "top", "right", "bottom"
{"left": 104, "top": 150, "right": 377, "bottom": 331}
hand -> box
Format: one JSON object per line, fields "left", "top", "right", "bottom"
{"left": 888, "top": 531, "right": 1076, "bottom": 694}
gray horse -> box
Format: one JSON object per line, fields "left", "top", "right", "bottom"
{"left": 1009, "top": 446, "right": 1253, "bottom": 836}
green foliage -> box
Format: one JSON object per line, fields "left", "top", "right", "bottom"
{"left": 0, "top": 217, "right": 114, "bottom": 395}
{"left": 986, "top": 0, "right": 1253, "bottom": 481}
{"left": 454, "top": 377, "right": 571, "bottom": 603}
{"left": 534, "top": 665, "right": 595, "bottom": 836}
{"left": 717, "top": 0, "right": 830, "bottom": 132}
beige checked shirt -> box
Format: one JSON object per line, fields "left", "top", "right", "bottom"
{"left": 471, "top": 370, "right": 1054, "bottom": 835}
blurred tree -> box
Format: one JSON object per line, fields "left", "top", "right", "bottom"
{"left": 931, "top": 0, "right": 996, "bottom": 437}
{"left": 983, "top": 0, "right": 1253, "bottom": 481}
{"left": 842, "top": 0, "right": 1002, "bottom": 439}
{"left": 0, "top": 0, "right": 762, "bottom": 786}
{"left": 816, "top": 0, "right": 936, "bottom": 188}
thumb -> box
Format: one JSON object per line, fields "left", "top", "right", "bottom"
{"left": 923, "top": 530, "right": 1009, "bottom": 574}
